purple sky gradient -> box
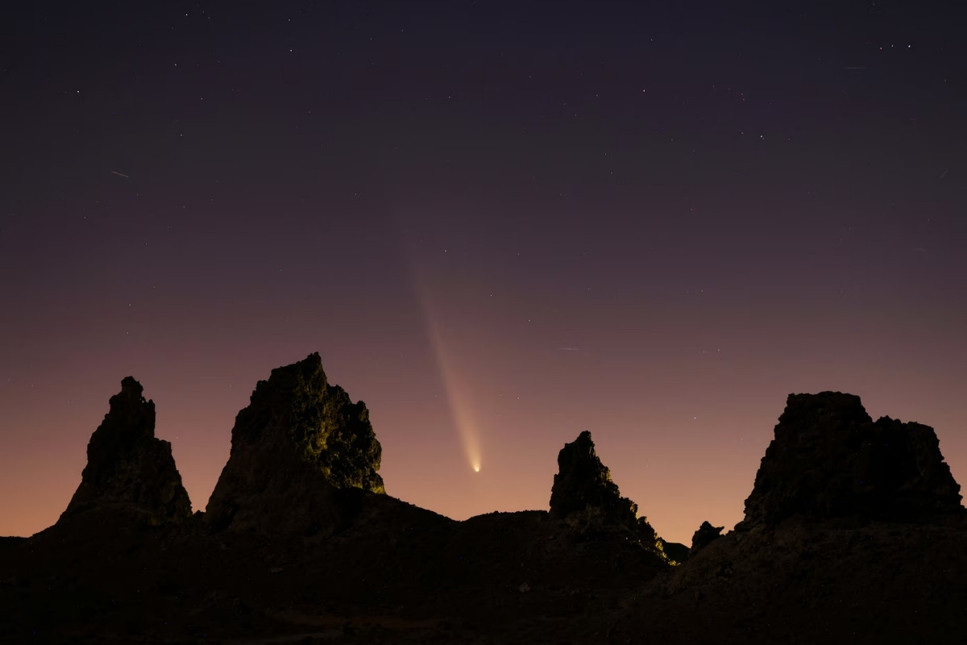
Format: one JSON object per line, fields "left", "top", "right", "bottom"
{"left": 2, "top": 2, "right": 965, "bottom": 543}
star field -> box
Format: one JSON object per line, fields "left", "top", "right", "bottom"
{"left": 1, "top": 1, "right": 965, "bottom": 542}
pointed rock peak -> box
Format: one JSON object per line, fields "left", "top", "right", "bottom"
{"left": 119, "top": 375, "right": 144, "bottom": 397}
{"left": 60, "top": 377, "right": 192, "bottom": 525}
{"left": 691, "top": 521, "right": 724, "bottom": 553}
{"left": 206, "top": 353, "right": 385, "bottom": 534}
{"left": 549, "top": 431, "right": 660, "bottom": 549}
{"left": 549, "top": 431, "right": 620, "bottom": 519}
{"left": 742, "top": 391, "right": 963, "bottom": 528}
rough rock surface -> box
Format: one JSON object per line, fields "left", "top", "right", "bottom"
{"left": 742, "top": 391, "right": 963, "bottom": 527}
{"left": 206, "top": 353, "right": 385, "bottom": 534}
{"left": 60, "top": 377, "right": 191, "bottom": 524}
{"left": 658, "top": 538, "right": 690, "bottom": 563}
{"left": 549, "top": 430, "right": 659, "bottom": 547}
{"left": 690, "top": 521, "right": 724, "bottom": 553}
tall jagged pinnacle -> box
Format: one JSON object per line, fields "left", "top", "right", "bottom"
{"left": 206, "top": 353, "right": 385, "bottom": 534}
{"left": 60, "top": 377, "right": 192, "bottom": 524}
{"left": 549, "top": 430, "right": 660, "bottom": 549}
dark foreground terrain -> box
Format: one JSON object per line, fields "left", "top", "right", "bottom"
{"left": 3, "top": 507, "right": 966, "bottom": 644}
{"left": 2, "top": 354, "right": 964, "bottom": 644}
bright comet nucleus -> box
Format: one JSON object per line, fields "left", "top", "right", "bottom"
{"left": 412, "top": 276, "right": 484, "bottom": 475}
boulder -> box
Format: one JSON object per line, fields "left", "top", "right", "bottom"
{"left": 60, "top": 377, "right": 191, "bottom": 524}
{"left": 206, "top": 353, "right": 385, "bottom": 534}
{"left": 742, "top": 391, "right": 963, "bottom": 527}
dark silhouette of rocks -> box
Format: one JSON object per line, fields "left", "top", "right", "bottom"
{"left": 742, "top": 391, "right": 963, "bottom": 527}
{"left": 59, "top": 377, "right": 191, "bottom": 525}
{"left": 206, "top": 353, "right": 385, "bottom": 534}
{"left": 6, "top": 376, "right": 967, "bottom": 644}
{"left": 549, "top": 430, "right": 661, "bottom": 550}
{"left": 660, "top": 393, "right": 966, "bottom": 645}
{"left": 658, "top": 538, "right": 690, "bottom": 563}
{"left": 549, "top": 431, "right": 630, "bottom": 522}
{"left": 690, "top": 520, "right": 723, "bottom": 553}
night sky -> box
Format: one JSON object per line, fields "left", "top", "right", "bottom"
{"left": 2, "top": 2, "right": 965, "bottom": 543}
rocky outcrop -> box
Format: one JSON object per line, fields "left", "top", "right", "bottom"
{"left": 690, "top": 521, "right": 723, "bottom": 553}
{"left": 658, "top": 538, "right": 690, "bottom": 563}
{"left": 206, "top": 353, "right": 385, "bottom": 535}
{"left": 549, "top": 431, "right": 659, "bottom": 548}
{"left": 60, "top": 377, "right": 191, "bottom": 524}
{"left": 742, "top": 391, "right": 963, "bottom": 527}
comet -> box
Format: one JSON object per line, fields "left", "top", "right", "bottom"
{"left": 401, "top": 232, "right": 486, "bottom": 475}
{"left": 414, "top": 281, "right": 483, "bottom": 475}
{"left": 111, "top": 170, "right": 130, "bottom": 179}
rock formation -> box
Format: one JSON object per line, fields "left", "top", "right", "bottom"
{"left": 742, "top": 391, "right": 963, "bottom": 527}
{"left": 206, "top": 353, "right": 385, "bottom": 534}
{"left": 60, "top": 377, "right": 191, "bottom": 524}
{"left": 690, "top": 521, "right": 723, "bottom": 553}
{"left": 658, "top": 538, "right": 690, "bottom": 563}
{"left": 549, "top": 430, "right": 659, "bottom": 547}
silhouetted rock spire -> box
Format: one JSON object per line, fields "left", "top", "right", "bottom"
{"left": 206, "top": 353, "right": 385, "bottom": 534}
{"left": 742, "top": 391, "right": 963, "bottom": 527}
{"left": 691, "top": 521, "right": 724, "bottom": 553}
{"left": 60, "top": 377, "right": 191, "bottom": 524}
{"left": 549, "top": 430, "right": 659, "bottom": 547}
